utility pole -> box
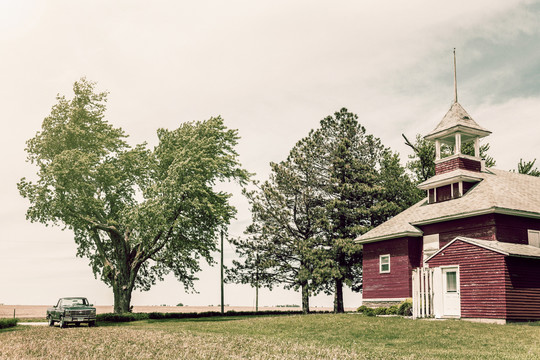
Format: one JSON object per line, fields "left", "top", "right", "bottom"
{"left": 255, "top": 253, "right": 259, "bottom": 312}
{"left": 220, "top": 228, "right": 224, "bottom": 315}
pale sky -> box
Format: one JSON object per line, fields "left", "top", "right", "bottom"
{"left": 1, "top": 0, "right": 540, "bottom": 307}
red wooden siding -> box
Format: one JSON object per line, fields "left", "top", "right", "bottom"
{"left": 427, "top": 240, "right": 507, "bottom": 319}
{"left": 419, "top": 214, "right": 540, "bottom": 248}
{"left": 505, "top": 257, "right": 540, "bottom": 320}
{"left": 420, "top": 214, "right": 497, "bottom": 248}
{"left": 363, "top": 237, "right": 420, "bottom": 299}
{"left": 408, "top": 236, "right": 422, "bottom": 270}
{"left": 494, "top": 214, "right": 540, "bottom": 245}
{"left": 435, "top": 157, "right": 481, "bottom": 175}
{"left": 362, "top": 207, "right": 540, "bottom": 318}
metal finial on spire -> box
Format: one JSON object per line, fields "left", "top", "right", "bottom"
{"left": 453, "top": 48, "right": 458, "bottom": 103}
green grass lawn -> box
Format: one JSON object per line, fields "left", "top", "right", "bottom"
{"left": 1, "top": 314, "right": 539, "bottom": 359}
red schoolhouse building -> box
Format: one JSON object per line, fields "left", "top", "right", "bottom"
{"left": 357, "top": 98, "right": 540, "bottom": 323}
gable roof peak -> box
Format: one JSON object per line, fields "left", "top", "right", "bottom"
{"left": 425, "top": 237, "right": 540, "bottom": 262}
{"left": 424, "top": 101, "right": 491, "bottom": 141}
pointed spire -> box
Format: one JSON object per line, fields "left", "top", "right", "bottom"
{"left": 425, "top": 49, "right": 491, "bottom": 142}
{"left": 453, "top": 48, "right": 458, "bottom": 103}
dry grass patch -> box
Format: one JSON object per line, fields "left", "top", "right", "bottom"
{"left": 0, "top": 325, "right": 362, "bottom": 360}
{"left": 2, "top": 314, "right": 540, "bottom": 359}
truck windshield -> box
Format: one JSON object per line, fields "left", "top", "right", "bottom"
{"left": 62, "top": 298, "right": 88, "bottom": 307}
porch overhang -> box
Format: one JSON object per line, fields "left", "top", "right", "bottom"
{"left": 417, "top": 169, "right": 484, "bottom": 190}
{"left": 424, "top": 236, "right": 540, "bottom": 263}
{"left": 411, "top": 207, "right": 540, "bottom": 227}
{"left": 355, "top": 231, "right": 422, "bottom": 244}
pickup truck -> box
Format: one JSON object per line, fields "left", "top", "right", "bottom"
{"left": 46, "top": 297, "right": 96, "bottom": 328}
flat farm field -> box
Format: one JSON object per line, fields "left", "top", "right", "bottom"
{"left": 0, "top": 305, "right": 343, "bottom": 319}
{"left": 2, "top": 314, "right": 540, "bottom": 359}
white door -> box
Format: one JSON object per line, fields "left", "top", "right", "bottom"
{"left": 442, "top": 267, "right": 460, "bottom": 317}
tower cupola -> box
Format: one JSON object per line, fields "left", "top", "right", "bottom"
{"left": 425, "top": 101, "right": 491, "bottom": 174}
{"left": 418, "top": 49, "right": 491, "bottom": 204}
{"left": 425, "top": 49, "right": 491, "bottom": 175}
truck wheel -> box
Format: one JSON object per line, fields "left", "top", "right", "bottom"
{"left": 89, "top": 320, "right": 96, "bottom": 327}
{"left": 75, "top": 322, "right": 81, "bottom": 327}
{"left": 60, "top": 317, "right": 67, "bottom": 328}
{"left": 48, "top": 316, "right": 55, "bottom": 327}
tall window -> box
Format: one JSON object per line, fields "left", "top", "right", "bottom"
{"left": 428, "top": 189, "right": 435, "bottom": 203}
{"left": 423, "top": 234, "right": 439, "bottom": 263}
{"left": 379, "top": 254, "right": 390, "bottom": 273}
{"left": 452, "top": 183, "right": 460, "bottom": 198}
{"left": 528, "top": 230, "right": 540, "bottom": 248}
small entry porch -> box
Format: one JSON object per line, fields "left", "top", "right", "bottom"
{"left": 412, "top": 266, "right": 460, "bottom": 319}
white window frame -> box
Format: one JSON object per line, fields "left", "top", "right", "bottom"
{"left": 423, "top": 234, "right": 440, "bottom": 263}
{"left": 445, "top": 270, "right": 458, "bottom": 293}
{"left": 379, "top": 254, "right": 390, "bottom": 273}
{"left": 528, "top": 229, "right": 540, "bottom": 248}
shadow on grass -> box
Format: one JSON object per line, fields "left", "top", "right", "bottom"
{"left": 96, "top": 322, "right": 125, "bottom": 327}
{"left": 150, "top": 316, "right": 244, "bottom": 323}
{"left": 512, "top": 320, "right": 540, "bottom": 326}
{"left": 14, "top": 318, "right": 46, "bottom": 323}
{"left": 98, "top": 315, "right": 262, "bottom": 327}
{"left": 0, "top": 326, "right": 24, "bottom": 334}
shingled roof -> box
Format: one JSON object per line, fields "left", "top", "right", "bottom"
{"left": 424, "top": 102, "right": 491, "bottom": 140}
{"left": 426, "top": 237, "right": 540, "bottom": 261}
{"left": 356, "top": 169, "right": 540, "bottom": 243}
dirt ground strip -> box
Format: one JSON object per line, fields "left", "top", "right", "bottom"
{"left": 0, "top": 305, "right": 350, "bottom": 318}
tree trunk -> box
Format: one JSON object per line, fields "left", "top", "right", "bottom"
{"left": 334, "top": 278, "right": 344, "bottom": 313}
{"left": 301, "top": 283, "right": 310, "bottom": 314}
{"left": 107, "top": 232, "right": 139, "bottom": 314}
{"left": 112, "top": 280, "right": 133, "bottom": 313}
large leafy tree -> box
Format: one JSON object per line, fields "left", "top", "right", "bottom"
{"left": 228, "top": 136, "right": 326, "bottom": 313}
{"left": 18, "top": 78, "right": 248, "bottom": 313}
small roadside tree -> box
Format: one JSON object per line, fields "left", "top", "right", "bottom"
{"left": 18, "top": 78, "right": 248, "bottom": 313}
{"left": 311, "top": 109, "right": 419, "bottom": 313}
{"left": 228, "top": 136, "right": 326, "bottom": 314}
